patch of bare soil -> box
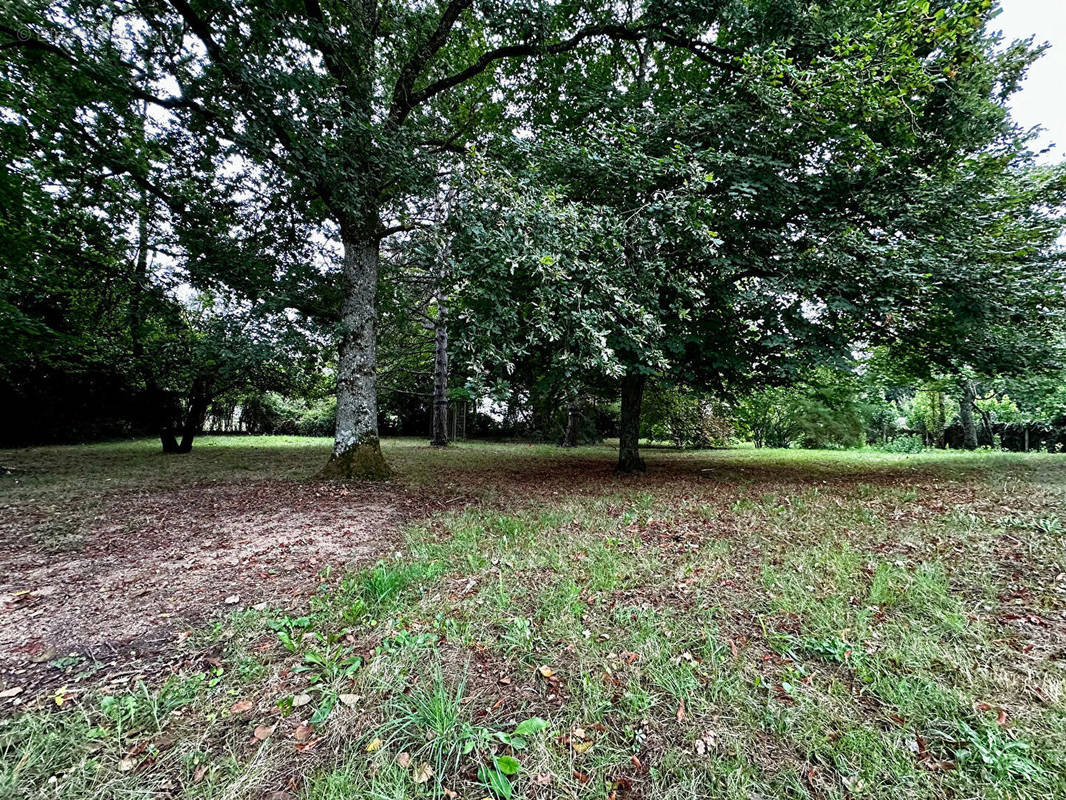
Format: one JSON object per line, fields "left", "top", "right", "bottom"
{"left": 0, "top": 480, "right": 437, "bottom": 679}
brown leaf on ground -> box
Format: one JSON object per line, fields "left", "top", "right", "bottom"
{"left": 413, "top": 762, "right": 433, "bottom": 783}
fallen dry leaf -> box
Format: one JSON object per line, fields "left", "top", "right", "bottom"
{"left": 229, "top": 699, "right": 254, "bottom": 715}
{"left": 294, "top": 724, "right": 313, "bottom": 742}
{"left": 292, "top": 693, "right": 312, "bottom": 708}
{"left": 365, "top": 737, "right": 383, "bottom": 753}
{"left": 117, "top": 757, "right": 137, "bottom": 772}
{"left": 413, "top": 762, "right": 433, "bottom": 784}
{"left": 253, "top": 724, "right": 275, "bottom": 741}
{"left": 338, "top": 693, "right": 360, "bottom": 708}
{"left": 0, "top": 687, "right": 23, "bottom": 699}
{"left": 538, "top": 665, "right": 555, "bottom": 678}
{"left": 396, "top": 751, "right": 412, "bottom": 768}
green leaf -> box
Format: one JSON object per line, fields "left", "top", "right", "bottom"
{"left": 309, "top": 696, "right": 335, "bottom": 725}
{"left": 495, "top": 755, "right": 521, "bottom": 775}
{"left": 513, "top": 717, "right": 549, "bottom": 736}
{"left": 478, "top": 765, "right": 513, "bottom": 799}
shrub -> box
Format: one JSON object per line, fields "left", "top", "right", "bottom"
{"left": 880, "top": 434, "right": 925, "bottom": 453}
{"left": 642, "top": 385, "right": 732, "bottom": 449}
{"left": 239, "top": 392, "right": 336, "bottom": 436}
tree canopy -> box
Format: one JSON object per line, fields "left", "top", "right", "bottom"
{"left": 1, "top": 0, "right": 1064, "bottom": 466}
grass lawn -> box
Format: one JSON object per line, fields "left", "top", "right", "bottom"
{"left": 1, "top": 437, "right": 1064, "bottom": 799}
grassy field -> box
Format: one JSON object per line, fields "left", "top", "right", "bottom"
{"left": 1, "top": 437, "right": 1065, "bottom": 799}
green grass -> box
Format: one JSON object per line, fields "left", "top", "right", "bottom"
{"left": 1, "top": 438, "right": 1065, "bottom": 799}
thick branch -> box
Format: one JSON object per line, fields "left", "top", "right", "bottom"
{"left": 389, "top": 0, "right": 473, "bottom": 123}
{"left": 390, "top": 22, "right": 738, "bottom": 125}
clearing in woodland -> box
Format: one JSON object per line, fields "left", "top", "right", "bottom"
{"left": 0, "top": 437, "right": 1063, "bottom": 800}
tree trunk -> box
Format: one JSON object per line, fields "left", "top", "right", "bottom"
{"left": 616, "top": 369, "right": 646, "bottom": 473}
{"left": 430, "top": 288, "right": 449, "bottom": 447}
{"left": 175, "top": 379, "right": 210, "bottom": 454}
{"left": 959, "top": 380, "right": 978, "bottom": 450}
{"left": 160, "top": 428, "right": 180, "bottom": 453}
{"left": 978, "top": 407, "right": 995, "bottom": 447}
{"left": 563, "top": 398, "right": 579, "bottom": 447}
{"left": 320, "top": 232, "right": 390, "bottom": 479}
{"left": 147, "top": 384, "right": 181, "bottom": 453}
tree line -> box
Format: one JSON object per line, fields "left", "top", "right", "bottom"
{"left": 2, "top": 0, "right": 1064, "bottom": 472}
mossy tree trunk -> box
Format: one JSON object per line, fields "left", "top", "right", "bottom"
{"left": 320, "top": 229, "right": 390, "bottom": 480}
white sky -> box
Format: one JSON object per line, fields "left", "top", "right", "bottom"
{"left": 994, "top": 0, "right": 1066, "bottom": 160}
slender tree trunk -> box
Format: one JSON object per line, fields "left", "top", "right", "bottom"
{"left": 978, "top": 407, "right": 995, "bottom": 447}
{"left": 616, "top": 369, "right": 646, "bottom": 473}
{"left": 430, "top": 286, "right": 449, "bottom": 447}
{"left": 320, "top": 231, "right": 390, "bottom": 479}
{"left": 157, "top": 390, "right": 181, "bottom": 453}
{"left": 563, "top": 398, "right": 579, "bottom": 447}
{"left": 176, "top": 379, "right": 210, "bottom": 454}
{"left": 959, "top": 380, "right": 978, "bottom": 450}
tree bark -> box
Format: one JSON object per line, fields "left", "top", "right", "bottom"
{"left": 563, "top": 398, "right": 579, "bottom": 447}
{"left": 430, "top": 282, "right": 449, "bottom": 447}
{"left": 160, "top": 426, "right": 180, "bottom": 453}
{"left": 174, "top": 378, "right": 210, "bottom": 453}
{"left": 616, "top": 369, "right": 646, "bottom": 473}
{"left": 959, "top": 379, "right": 978, "bottom": 450}
{"left": 320, "top": 231, "right": 390, "bottom": 479}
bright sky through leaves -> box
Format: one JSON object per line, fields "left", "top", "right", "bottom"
{"left": 995, "top": 0, "right": 1066, "bottom": 160}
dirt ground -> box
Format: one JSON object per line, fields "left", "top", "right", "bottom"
{"left": 0, "top": 477, "right": 449, "bottom": 689}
